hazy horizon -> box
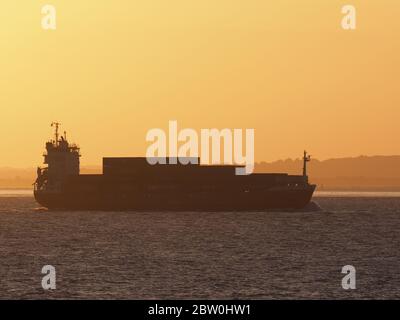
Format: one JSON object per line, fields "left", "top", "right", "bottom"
{"left": 3, "top": 154, "right": 400, "bottom": 191}
{"left": 1, "top": 153, "right": 400, "bottom": 170}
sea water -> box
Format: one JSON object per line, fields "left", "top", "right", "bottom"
{"left": 0, "top": 190, "right": 399, "bottom": 299}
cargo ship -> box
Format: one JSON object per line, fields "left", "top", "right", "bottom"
{"left": 34, "top": 123, "right": 316, "bottom": 210}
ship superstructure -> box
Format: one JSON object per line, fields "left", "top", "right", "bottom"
{"left": 35, "top": 122, "right": 80, "bottom": 193}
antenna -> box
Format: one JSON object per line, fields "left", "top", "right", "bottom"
{"left": 51, "top": 122, "right": 61, "bottom": 146}
{"left": 302, "top": 150, "right": 311, "bottom": 178}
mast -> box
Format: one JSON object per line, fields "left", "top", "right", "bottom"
{"left": 51, "top": 122, "right": 61, "bottom": 146}
{"left": 303, "top": 150, "right": 311, "bottom": 181}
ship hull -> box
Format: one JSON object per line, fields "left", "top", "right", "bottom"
{"left": 34, "top": 185, "right": 316, "bottom": 211}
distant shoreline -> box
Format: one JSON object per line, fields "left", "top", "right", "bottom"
{"left": 3, "top": 154, "right": 400, "bottom": 192}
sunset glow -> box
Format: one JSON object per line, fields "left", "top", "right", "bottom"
{"left": 1, "top": 0, "right": 399, "bottom": 167}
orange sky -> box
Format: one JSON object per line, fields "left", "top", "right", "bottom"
{"left": 0, "top": 1, "right": 399, "bottom": 167}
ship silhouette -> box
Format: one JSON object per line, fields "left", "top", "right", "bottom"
{"left": 34, "top": 123, "right": 316, "bottom": 210}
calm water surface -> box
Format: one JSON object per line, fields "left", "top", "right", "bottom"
{"left": 0, "top": 190, "right": 399, "bottom": 299}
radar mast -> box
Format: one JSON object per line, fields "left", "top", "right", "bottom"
{"left": 51, "top": 122, "right": 61, "bottom": 146}
{"left": 303, "top": 150, "right": 311, "bottom": 180}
